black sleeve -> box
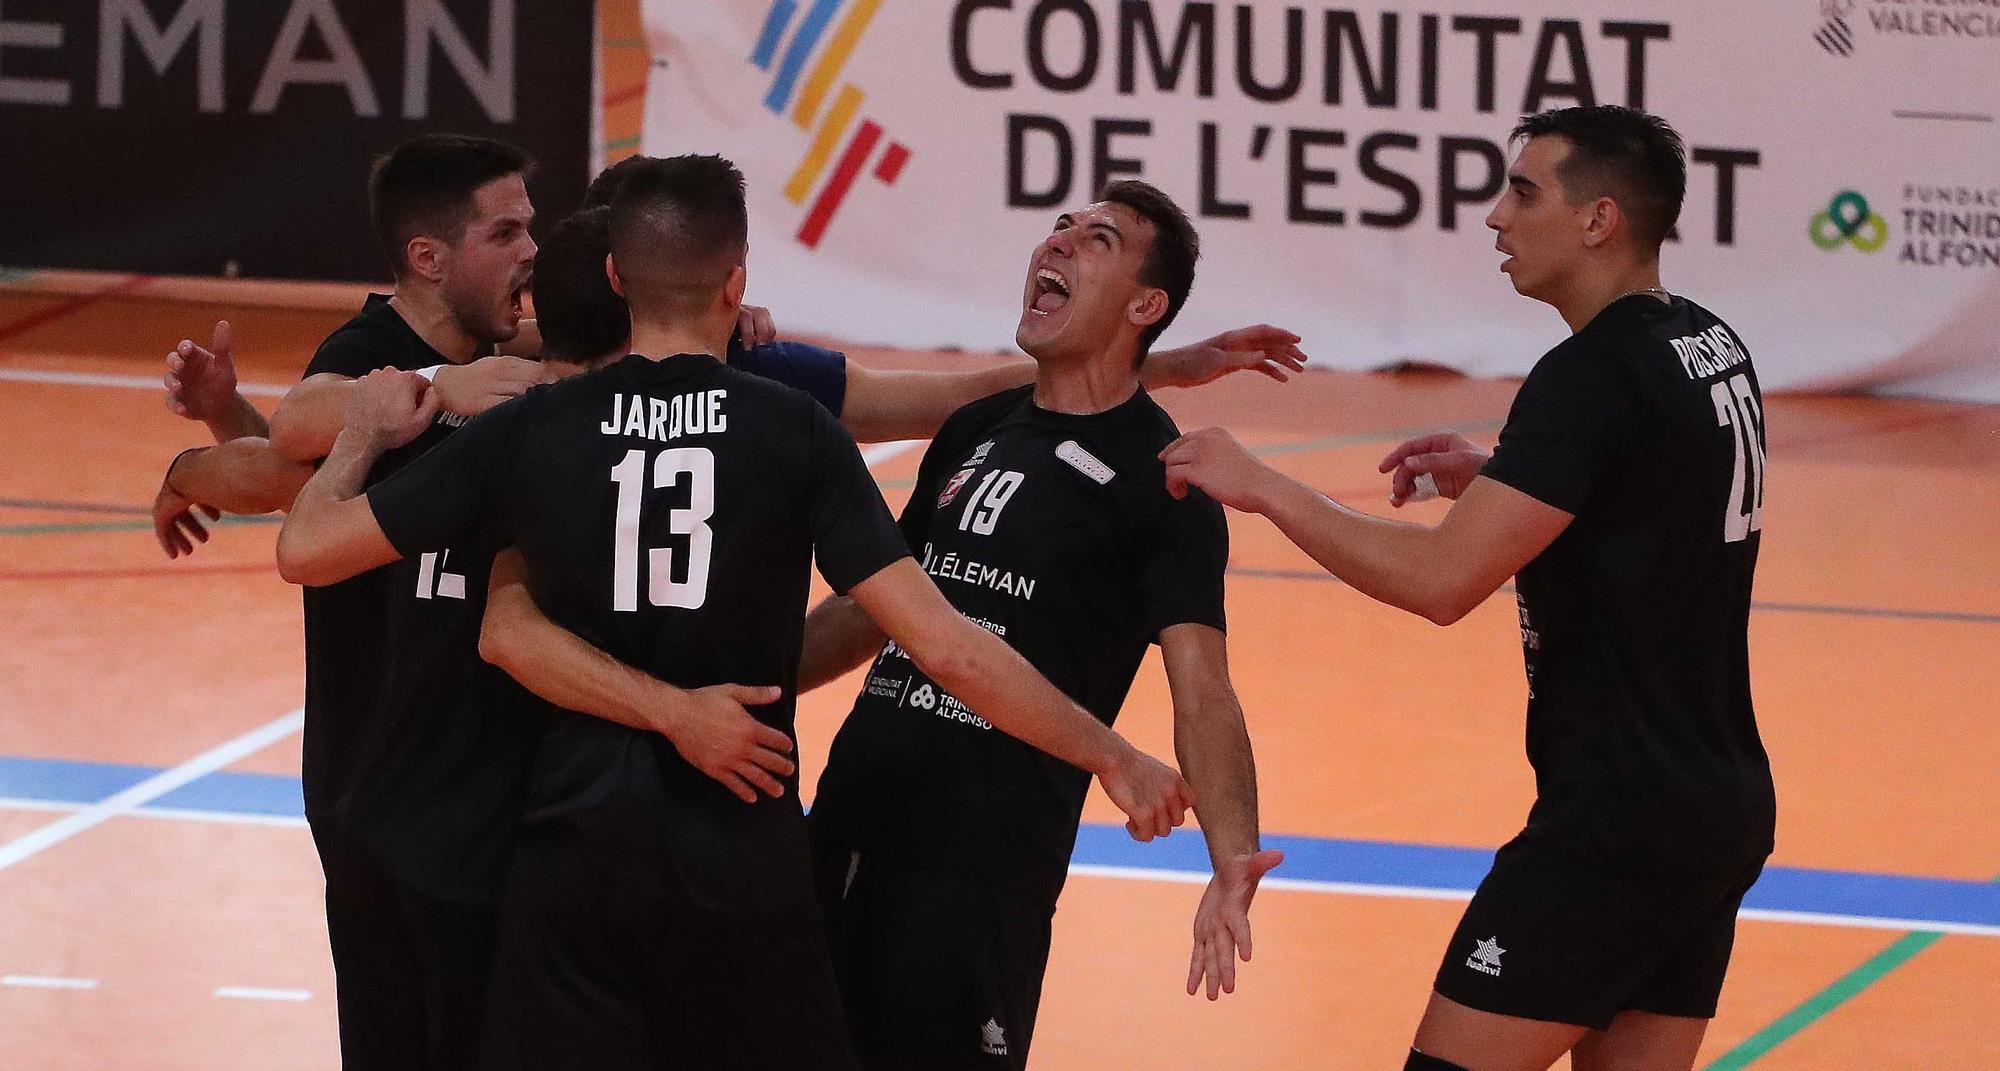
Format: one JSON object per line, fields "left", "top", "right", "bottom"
{"left": 1479, "top": 341, "right": 1648, "bottom": 515}
{"left": 1136, "top": 485, "right": 1230, "bottom": 639}
{"left": 304, "top": 324, "right": 392, "bottom": 380}
{"left": 806, "top": 401, "right": 912, "bottom": 594}
{"left": 366, "top": 398, "right": 528, "bottom": 556}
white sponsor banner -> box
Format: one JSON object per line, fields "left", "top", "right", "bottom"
{"left": 641, "top": 0, "right": 1999, "bottom": 399}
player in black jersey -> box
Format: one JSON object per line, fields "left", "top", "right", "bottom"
{"left": 788, "top": 180, "right": 1277, "bottom": 1071}
{"left": 1162, "top": 106, "right": 1776, "bottom": 1071}
{"left": 273, "top": 155, "right": 1194, "bottom": 1070}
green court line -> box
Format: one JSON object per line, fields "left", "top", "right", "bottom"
{"left": 1703, "top": 931, "right": 1944, "bottom": 1069}
{"left": 1705, "top": 872, "right": 1999, "bottom": 1068}
{"left": 0, "top": 515, "right": 279, "bottom": 537}
{"left": 876, "top": 419, "right": 1505, "bottom": 490}
{"left": 604, "top": 37, "right": 646, "bottom": 48}
{"left": 603, "top": 135, "right": 642, "bottom": 152}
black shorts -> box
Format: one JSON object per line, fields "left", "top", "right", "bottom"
{"left": 1432, "top": 837, "right": 1766, "bottom": 1030}
{"left": 482, "top": 822, "right": 856, "bottom": 1071}
{"left": 312, "top": 820, "right": 496, "bottom": 1071}
{"left": 812, "top": 836, "right": 1054, "bottom": 1071}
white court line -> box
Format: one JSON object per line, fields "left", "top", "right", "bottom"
{"left": 0, "top": 709, "right": 304, "bottom": 873}
{"left": 3, "top": 975, "right": 99, "bottom": 990}
{"left": 0, "top": 798, "right": 309, "bottom": 830}
{"left": 1066, "top": 864, "right": 2000, "bottom": 939}
{"left": 859, "top": 439, "right": 921, "bottom": 466}
{"left": 0, "top": 366, "right": 290, "bottom": 397}
{"left": 214, "top": 986, "right": 311, "bottom": 1002}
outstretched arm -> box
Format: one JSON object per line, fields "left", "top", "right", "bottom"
{"left": 837, "top": 325, "right": 1310, "bottom": 444}
{"left": 1160, "top": 429, "right": 1571, "bottom": 625}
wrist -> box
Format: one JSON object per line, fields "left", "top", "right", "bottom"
{"left": 331, "top": 423, "right": 394, "bottom": 459}
{"left": 1244, "top": 467, "right": 1297, "bottom": 516}
{"left": 638, "top": 678, "right": 689, "bottom": 739}
{"left": 164, "top": 446, "right": 206, "bottom": 497}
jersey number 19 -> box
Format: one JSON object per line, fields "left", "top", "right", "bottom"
{"left": 610, "top": 447, "right": 715, "bottom": 611}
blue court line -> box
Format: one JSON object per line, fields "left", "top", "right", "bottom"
{"left": 763, "top": 0, "right": 843, "bottom": 112}
{"left": 750, "top": 0, "right": 799, "bottom": 69}
{"left": 3, "top": 755, "right": 1996, "bottom": 933}
{"left": 1228, "top": 568, "right": 2000, "bottom": 627}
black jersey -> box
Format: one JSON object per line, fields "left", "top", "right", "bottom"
{"left": 810, "top": 385, "right": 1229, "bottom": 909}
{"left": 298, "top": 294, "right": 542, "bottom": 904}
{"left": 1480, "top": 294, "right": 1776, "bottom": 873}
{"left": 366, "top": 353, "right": 910, "bottom": 913}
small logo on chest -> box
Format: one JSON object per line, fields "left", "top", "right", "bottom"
{"left": 1055, "top": 440, "right": 1114, "bottom": 485}
{"left": 937, "top": 467, "right": 976, "bottom": 507}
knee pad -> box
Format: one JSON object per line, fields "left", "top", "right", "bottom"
{"left": 1405, "top": 1049, "right": 1474, "bottom": 1071}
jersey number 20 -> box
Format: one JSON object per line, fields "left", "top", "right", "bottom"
{"left": 610, "top": 447, "right": 715, "bottom": 611}
{"left": 1710, "top": 373, "right": 1766, "bottom": 544}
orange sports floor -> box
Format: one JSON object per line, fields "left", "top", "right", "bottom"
{"left": 0, "top": 282, "right": 1995, "bottom": 1069}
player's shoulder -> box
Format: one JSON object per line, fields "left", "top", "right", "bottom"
{"left": 308, "top": 297, "right": 412, "bottom": 375}
{"left": 941, "top": 383, "right": 1036, "bottom": 444}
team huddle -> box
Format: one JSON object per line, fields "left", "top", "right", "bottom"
{"left": 155, "top": 105, "right": 1773, "bottom": 1071}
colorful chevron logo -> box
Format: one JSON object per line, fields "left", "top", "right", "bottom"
{"left": 751, "top": 0, "right": 911, "bottom": 249}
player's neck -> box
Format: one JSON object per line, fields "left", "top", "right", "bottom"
{"left": 386, "top": 288, "right": 484, "bottom": 363}
{"left": 1032, "top": 347, "right": 1140, "bottom": 415}
{"left": 1555, "top": 261, "right": 1664, "bottom": 333}
{"left": 628, "top": 318, "right": 726, "bottom": 361}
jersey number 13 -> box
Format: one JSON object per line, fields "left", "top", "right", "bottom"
{"left": 610, "top": 447, "right": 715, "bottom": 611}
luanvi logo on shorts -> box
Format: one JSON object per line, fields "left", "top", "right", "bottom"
{"left": 1810, "top": 191, "right": 1888, "bottom": 253}
{"left": 981, "top": 1018, "right": 1009, "bottom": 1056}
{"left": 1465, "top": 936, "right": 1505, "bottom": 977}
{"left": 749, "top": 0, "right": 914, "bottom": 249}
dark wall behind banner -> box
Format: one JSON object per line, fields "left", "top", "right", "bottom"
{"left": 0, "top": 0, "right": 592, "bottom": 282}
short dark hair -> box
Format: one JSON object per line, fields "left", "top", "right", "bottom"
{"left": 1097, "top": 180, "right": 1199, "bottom": 357}
{"left": 581, "top": 154, "right": 653, "bottom": 210}
{"left": 1511, "top": 105, "right": 1685, "bottom": 252}
{"left": 607, "top": 155, "right": 748, "bottom": 323}
{"left": 369, "top": 134, "right": 531, "bottom": 278}
{"left": 533, "top": 207, "right": 629, "bottom": 364}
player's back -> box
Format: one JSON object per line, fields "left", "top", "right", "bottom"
{"left": 466, "top": 352, "right": 904, "bottom": 907}
{"left": 1484, "top": 294, "right": 1774, "bottom": 871}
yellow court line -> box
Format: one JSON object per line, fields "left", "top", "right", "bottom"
{"left": 792, "top": 0, "right": 883, "bottom": 130}
{"left": 785, "top": 83, "right": 865, "bottom": 204}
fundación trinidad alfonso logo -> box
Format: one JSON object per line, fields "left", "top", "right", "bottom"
{"left": 749, "top": 0, "right": 913, "bottom": 249}
{"left": 1811, "top": 190, "right": 1888, "bottom": 253}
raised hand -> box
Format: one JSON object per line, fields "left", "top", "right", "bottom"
{"left": 1144, "top": 324, "right": 1310, "bottom": 388}
{"left": 1187, "top": 848, "right": 1284, "bottom": 1000}
{"left": 164, "top": 321, "right": 239, "bottom": 422}
{"left": 1160, "top": 427, "right": 1283, "bottom": 513}
{"left": 1378, "top": 432, "right": 1489, "bottom": 507}
{"left": 736, "top": 304, "right": 778, "bottom": 347}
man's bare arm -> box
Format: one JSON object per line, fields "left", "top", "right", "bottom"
{"left": 1162, "top": 624, "right": 1259, "bottom": 867}
{"left": 1161, "top": 622, "right": 1283, "bottom": 1001}
{"left": 845, "top": 558, "right": 1192, "bottom": 840}
{"left": 270, "top": 357, "right": 550, "bottom": 463}
{"left": 798, "top": 594, "right": 890, "bottom": 692}
{"left": 480, "top": 549, "right": 795, "bottom": 803}
{"left": 165, "top": 440, "right": 312, "bottom": 515}
{"left": 1161, "top": 429, "right": 1572, "bottom": 626}
{"left": 275, "top": 372, "right": 437, "bottom": 586}
{"left": 836, "top": 325, "right": 1310, "bottom": 444}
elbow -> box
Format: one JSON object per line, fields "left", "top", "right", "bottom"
{"left": 907, "top": 634, "right": 979, "bottom": 694}
{"left": 477, "top": 609, "right": 524, "bottom": 671}
{"left": 266, "top": 414, "right": 318, "bottom": 464}
{"left": 1416, "top": 581, "right": 1485, "bottom": 627}
{"left": 274, "top": 527, "right": 336, "bottom": 587}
